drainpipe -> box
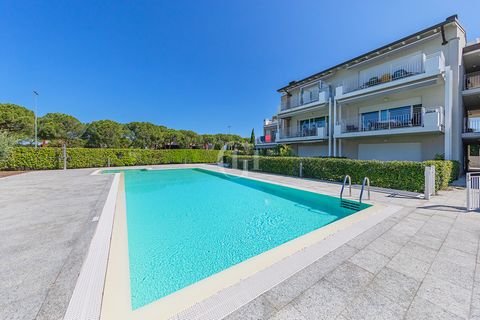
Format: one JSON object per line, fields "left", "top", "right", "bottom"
{"left": 333, "top": 98, "right": 337, "bottom": 157}
{"left": 328, "top": 98, "right": 332, "bottom": 156}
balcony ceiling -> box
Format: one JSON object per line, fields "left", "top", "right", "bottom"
{"left": 463, "top": 90, "right": 480, "bottom": 107}
{"left": 464, "top": 49, "right": 480, "bottom": 73}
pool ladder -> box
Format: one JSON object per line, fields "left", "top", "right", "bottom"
{"left": 340, "top": 176, "right": 370, "bottom": 210}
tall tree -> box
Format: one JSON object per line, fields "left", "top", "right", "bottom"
{"left": 127, "top": 122, "right": 165, "bottom": 149}
{"left": 38, "top": 113, "right": 85, "bottom": 146}
{"left": 250, "top": 128, "right": 255, "bottom": 144}
{"left": 0, "top": 103, "right": 34, "bottom": 137}
{"left": 82, "top": 120, "right": 130, "bottom": 148}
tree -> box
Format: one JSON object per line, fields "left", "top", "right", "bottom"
{"left": 127, "top": 122, "right": 165, "bottom": 149}
{"left": 82, "top": 120, "right": 130, "bottom": 148}
{"left": 0, "top": 103, "right": 34, "bottom": 137}
{"left": 38, "top": 113, "right": 85, "bottom": 146}
{"left": 250, "top": 128, "right": 255, "bottom": 144}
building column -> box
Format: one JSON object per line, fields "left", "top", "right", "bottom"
{"left": 339, "top": 139, "right": 342, "bottom": 157}
{"left": 328, "top": 98, "right": 332, "bottom": 156}
{"left": 444, "top": 66, "right": 453, "bottom": 160}
{"left": 333, "top": 98, "right": 337, "bottom": 157}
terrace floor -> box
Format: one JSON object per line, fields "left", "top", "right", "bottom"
{"left": 1, "top": 165, "right": 479, "bottom": 320}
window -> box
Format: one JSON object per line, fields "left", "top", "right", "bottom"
{"left": 360, "top": 104, "right": 422, "bottom": 131}
{"left": 361, "top": 111, "right": 379, "bottom": 130}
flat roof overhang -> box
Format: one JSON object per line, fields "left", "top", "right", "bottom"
{"left": 278, "top": 102, "right": 329, "bottom": 118}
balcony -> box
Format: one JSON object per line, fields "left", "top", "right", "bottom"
{"left": 263, "top": 118, "right": 278, "bottom": 127}
{"left": 334, "top": 106, "right": 444, "bottom": 138}
{"left": 463, "top": 117, "right": 480, "bottom": 140}
{"left": 336, "top": 52, "right": 445, "bottom": 101}
{"left": 465, "top": 72, "right": 480, "bottom": 90}
{"left": 277, "top": 125, "right": 328, "bottom": 143}
{"left": 255, "top": 134, "right": 277, "bottom": 146}
{"left": 280, "top": 86, "right": 329, "bottom": 113}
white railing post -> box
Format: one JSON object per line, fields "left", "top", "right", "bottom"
{"left": 424, "top": 166, "right": 435, "bottom": 200}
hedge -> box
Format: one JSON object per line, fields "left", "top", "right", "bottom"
{"left": 225, "top": 155, "right": 460, "bottom": 193}
{"left": 1, "top": 147, "right": 222, "bottom": 170}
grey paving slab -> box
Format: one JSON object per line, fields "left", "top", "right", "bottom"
{"left": 348, "top": 249, "right": 389, "bottom": 274}
{"left": 268, "top": 304, "right": 306, "bottom": 320}
{"left": 368, "top": 267, "right": 420, "bottom": 308}
{"left": 417, "top": 274, "right": 472, "bottom": 319}
{"left": 365, "top": 236, "right": 403, "bottom": 258}
{"left": 291, "top": 279, "right": 354, "bottom": 320}
{"left": 324, "top": 262, "right": 374, "bottom": 295}
{"left": 471, "top": 283, "right": 480, "bottom": 320}
{"left": 410, "top": 232, "right": 445, "bottom": 250}
{"left": 398, "top": 241, "right": 438, "bottom": 263}
{"left": 387, "top": 251, "right": 431, "bottom": 281}
{"left": 340, "top": 287, "right": 406, "bottom": 320}
{"left": 428, "top": 258, "right": 474, "bottom": 290}
{"left": 405, "top": 296, "right": 463, "bottom": 320}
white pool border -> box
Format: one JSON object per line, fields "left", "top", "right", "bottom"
{"left": 67, "top": 165, "right": 402, "bottom": 320}
{"left": 64, "top": 172, "right": 121, "bottom": 320}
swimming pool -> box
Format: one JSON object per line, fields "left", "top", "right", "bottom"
{"left": 110, "top": 168, "right": 369, "bottom": 310}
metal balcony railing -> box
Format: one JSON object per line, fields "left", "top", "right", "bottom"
{"left": 465, "top": 118, "right": 480, "bottom": 133}
{"left": 340, "top": 112, "right": 423, "bottom": 133}
{"left": 256, "top": 134, "right": 276, "bottom": 144}
{"left": 279, "top": 125, "right": 328, "bottom": 139}
{"left": 465, "top": 72, "right": 480, "bottom": 90}
{"left": 342, "top": 53, "right": 426, "bottom": 94}
{"left": 280, "top": 86, "right": 329, "bottom": 111}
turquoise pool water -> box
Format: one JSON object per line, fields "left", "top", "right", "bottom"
{"left": 107, "top": 168, "right": 369, "bottom": 309}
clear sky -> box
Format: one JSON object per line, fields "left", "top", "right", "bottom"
{"left": 1, "top": 1, "right": 479, "bottom": 137}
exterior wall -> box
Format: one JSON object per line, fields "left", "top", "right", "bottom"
{"left": 341, "top": 134, "right": 444, "bottom": 161}
{"left": 291, "top": 142, "right": 329, "bottom": 157}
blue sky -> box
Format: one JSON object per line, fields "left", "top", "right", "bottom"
{"left": 1, "top": 1, "right": 479, "bottom": 136}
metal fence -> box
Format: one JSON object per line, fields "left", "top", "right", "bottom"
{"left": 467, "top": 172, "right": 480, "bottom": 211}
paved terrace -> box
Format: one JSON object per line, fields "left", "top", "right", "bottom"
{"left": 0, "top": 165, "right": 479, "bottom": 320}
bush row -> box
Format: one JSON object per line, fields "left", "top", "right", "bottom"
{"left": 1, "top": 147, "right": 223, "bottom": 170}
{"left": 225, "top": 155, "right": 460, "bottom": 193}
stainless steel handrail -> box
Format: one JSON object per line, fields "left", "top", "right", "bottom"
{"left": 359, "top": 177, "right": 371, "bottom": 203}
{"left": 340, "top": 175, "right": 352, "bottom": 199}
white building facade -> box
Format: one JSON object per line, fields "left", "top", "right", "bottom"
{"left": 257, "top": 15, "right": 480, "bottom": 171}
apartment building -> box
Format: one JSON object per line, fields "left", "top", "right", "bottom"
{"left": 257, "top": 15, "right": 480, "bottom": 170}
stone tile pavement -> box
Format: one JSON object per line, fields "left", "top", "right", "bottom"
{"left": 221, "top": 172, "right": 480, "bottom": 320}
{"left": 0, "top": 169, "right": 113, "bottom": 320}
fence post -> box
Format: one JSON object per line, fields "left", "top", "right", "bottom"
{"left": 63, "top": 144, "right": 67, "bottom": 171}
{"left": 299, "top": 161, "right": 303, "bottom": 178}
{"left": 243, "top": 159, "right": 248, "bottom": 172}
{"left": 424, "top": 165, "right": 436, "bottom": 200}
{"left": 424, "top": 166, "right": 432, "bottom": 200}
{"left": 467, "top": 173, "right": 471, "bottom": 211}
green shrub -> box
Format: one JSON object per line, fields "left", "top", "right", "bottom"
{"left": 224, "top": 156, "right": 460, "bottom": 193}
{"left": 0, "top": 147, "right": 221, "bottom": 170}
